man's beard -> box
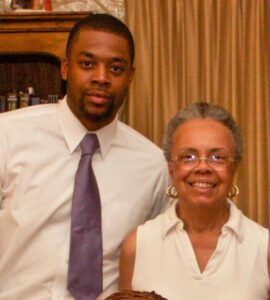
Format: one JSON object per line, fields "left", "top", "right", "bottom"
{"left": 79, "top": 97, "right": 116, "bottom": 122}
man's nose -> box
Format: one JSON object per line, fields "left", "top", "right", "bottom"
{"left": 91, "top": 65, "right": 110, "bottom": 86}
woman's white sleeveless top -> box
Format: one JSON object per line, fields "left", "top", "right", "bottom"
{"left": 132, "top": 201, "right": 269, "bottom": 300}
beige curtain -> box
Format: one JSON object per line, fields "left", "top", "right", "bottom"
{"left": 125, "top": 0, "right": 270, "bottom": 227}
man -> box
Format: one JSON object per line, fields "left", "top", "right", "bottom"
{"left": 0, "top": 14, "right": 170, "bottom": 299}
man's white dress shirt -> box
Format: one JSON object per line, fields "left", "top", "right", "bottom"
{"left": 0, "top": 98, "right": 170, "bottom": 299}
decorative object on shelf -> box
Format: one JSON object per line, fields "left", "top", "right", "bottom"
{"left": 5, "top": 0, "right": 36, "bottom": 11}
{"left": 48, "top": 95, "right": 58, "bottom": 103}
{"left": 4, "top": 0, "right": 52, "bottom": 12}
{"left": 7, "top": 92, "right": 18, "bottom": 111}
{"left": 19, "top": 92, "right": 30, "bottom": 108}
{"left": 0, "top": 88, "right": 59, "bottom": 113}
{"left": 0, "top": 96, "right": 7, "bottom": 112}
{"left": 10, "top": 0, "right": 34, "bottom": 10}
{"left": 43, "top": 0, "right": 52, "bottom": 11}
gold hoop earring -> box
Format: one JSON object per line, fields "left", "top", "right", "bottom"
{"left": 228, "top": 184, "right": 239, "bottom": 199}
{"left": 166, "top": 185, "right": 178, "bottom": 199}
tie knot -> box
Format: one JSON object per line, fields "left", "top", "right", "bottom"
{"left": 80, "top": 134, "right": 99, "bottom": 156}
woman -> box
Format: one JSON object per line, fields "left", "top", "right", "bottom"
{"left": 119, "top": 102, "right": 270, "bottom": 299}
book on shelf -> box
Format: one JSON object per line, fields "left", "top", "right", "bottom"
{"left": 0, "top": 91, "right": 59, "bottom": 113}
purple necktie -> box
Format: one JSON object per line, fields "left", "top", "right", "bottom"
{"left": 68, "top": 134, "right": 103, "bottom": 300}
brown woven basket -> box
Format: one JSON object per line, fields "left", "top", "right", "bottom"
{"left": 105, "top": 290, "right": 167, "bottom": 300}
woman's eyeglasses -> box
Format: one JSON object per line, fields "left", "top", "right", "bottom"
{"left": 170, "top": 153, "right": 235, "bottom": 171}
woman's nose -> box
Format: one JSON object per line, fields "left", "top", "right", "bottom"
{"left": 195, "top": 157, "right": 212, "bottom": 171}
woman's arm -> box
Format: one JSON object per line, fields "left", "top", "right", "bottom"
{"left": 119, "top": 229, "right": 137, "bottom": 290}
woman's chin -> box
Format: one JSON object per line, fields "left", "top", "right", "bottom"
{"left": 180, "top": 195, "right": 226, "bottom": 211}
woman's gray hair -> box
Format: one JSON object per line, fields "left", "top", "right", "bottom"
{"left": 162, "top": 102, "right": 243, "bottom": 162}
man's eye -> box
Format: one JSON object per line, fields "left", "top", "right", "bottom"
{"left": 80, "top": 61, "right": 93, "bottom": 68}
{"left": 111, "top": 65, "right": 124, "bottom": 74}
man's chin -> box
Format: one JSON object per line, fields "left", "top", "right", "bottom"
{"left": 84, "top": 109, "right": 115, "bottom": 123}
{"left": 79, "top": 99, "right": 117, "bottom": 123}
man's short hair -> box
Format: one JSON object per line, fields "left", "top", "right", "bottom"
{"left": 66, "top": 13, "right": 135, "bottom": 65}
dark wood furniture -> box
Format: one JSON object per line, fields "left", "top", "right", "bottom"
{"left": 0, "top": 12, "right": 90, "bottom": 99}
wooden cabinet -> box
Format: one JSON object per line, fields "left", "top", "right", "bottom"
{"left": 0, "top": 12, "right": 90, "bottom": 100}
{"left": 0, "top": 11, "right": 90, "bottom": 60}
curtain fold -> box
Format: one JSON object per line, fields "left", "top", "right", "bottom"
{"left": 125, "top": 0, "right": 270, "bottom": 227}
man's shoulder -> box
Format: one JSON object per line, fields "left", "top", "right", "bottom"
{"left": 137, "top": 208, "right": 169, "bottom": 242}
{"left": 0, "top": 104, "right": 57, "bottom": 128}
{"left": 116, "top": 121, "right": 164, "bottom": 156}
{"left": 0, "top": 104, "right": 56, "bottom": 119}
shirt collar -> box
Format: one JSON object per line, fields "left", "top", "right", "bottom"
{"left": 162, "top": 199, "right": 244, "bottom": 242}
{"left": 222, "top": 199, "right": 244, "bottom": 242}
{"left": 162, "top": 201, "right": 183, "bottom": 239}
{"left": 57, "top": 96, "right": 117, "bottom": 159}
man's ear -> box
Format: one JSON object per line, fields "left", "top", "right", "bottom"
{"left": 60, "top": 58, "right": 68, "bottom": 81}
{"left": 128, "top": 66, "right": 135, "bottom": 85}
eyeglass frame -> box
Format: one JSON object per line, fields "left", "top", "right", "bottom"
{"left": 170, "top": 152, "right": 236, "bottom": 170}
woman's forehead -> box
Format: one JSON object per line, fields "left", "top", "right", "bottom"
{"left": 172, "top": 118, "right": 235, "bottom": 152}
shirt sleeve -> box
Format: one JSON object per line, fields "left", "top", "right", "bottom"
{"left": 0, "top": 128, "right": 7, "bottom": 208}
{"left": 148, "top": 162, "right": 171, "bottom": 219}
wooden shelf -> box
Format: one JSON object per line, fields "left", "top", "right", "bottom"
{"left": 0, "top": 12, "right": 91, "bottom": 59}
{"left": 0, "top": 12, "right": 91, "bottom": 99}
